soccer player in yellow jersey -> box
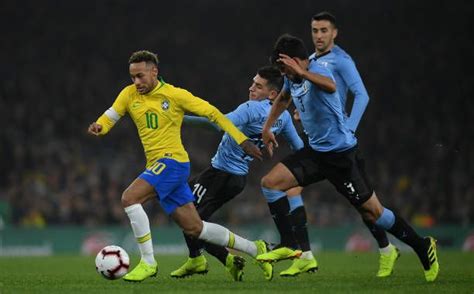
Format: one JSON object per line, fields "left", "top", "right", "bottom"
{"left": 87, "top": 50, "right": 270, "bottom": 282}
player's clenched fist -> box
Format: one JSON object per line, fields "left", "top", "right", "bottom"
{"left": 88, "top": 122, "right": 103, "bottom": 136}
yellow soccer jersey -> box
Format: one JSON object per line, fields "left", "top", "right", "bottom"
{"left": 96, "top": 78, "right": 248, "bottom": 167}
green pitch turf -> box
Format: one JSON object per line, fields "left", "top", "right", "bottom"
{"left": 0, "top": 251, "right": 472, "bottom": 293}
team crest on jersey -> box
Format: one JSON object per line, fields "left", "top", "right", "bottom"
{"left": 161, "top": 99, "right": 170, "bottom": 110}
{"left": 303, "top": 82, "right": 309, "bottom": 93}
{"left": 292, "top": 80, "right": 310, "bottom": 97}
{"left": 317, "top": 60, "right": 329, "bottom": 67}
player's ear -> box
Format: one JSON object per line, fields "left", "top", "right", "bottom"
{"left": 152, "top": 65, "right": 158, "bottom": 77}
{"left": 269, "top": 89, "right": 278, "bottom": 100}
{"left": 332, "top": 28, "right": 338, "bottom": 39}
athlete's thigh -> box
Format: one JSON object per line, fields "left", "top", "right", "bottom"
{"left": 263, "top": 162, "right": 299, "bottom": 191}
{"left": 279, "top": 147, "right": 325, "bottom": 188}
{"left": 122, "top": 178, "right": 156, "bottom": 205}
{"left": 324, "top": 147, "right": 374, "bottom": 207}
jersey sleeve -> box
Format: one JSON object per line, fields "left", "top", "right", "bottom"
{"left": 280, "top": 112, "right": 304, "bottom": 151}
{"left": 226, "top": 102, "right": 253, "bottom": 127}
{"left": 96, "top": 86, "right": 130, "bottom": 135}
{"left": 338, "top": 57, "right": 370, "bottom": 132}
{"left": 176, "top": 88, "right": 248, "bottom": 144}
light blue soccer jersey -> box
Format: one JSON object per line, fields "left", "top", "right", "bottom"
{"left": 309, "top": 45, "right": 370, "bottom": 132}
{"left": 211, "top": 99, "right": 303, "bottom": 175}
{"left": 282, "top": 60, "right": 357, "bottom": 152}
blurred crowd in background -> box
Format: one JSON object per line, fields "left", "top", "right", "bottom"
{"left": 1, "top": 0, "right": 473, "bottom": 228}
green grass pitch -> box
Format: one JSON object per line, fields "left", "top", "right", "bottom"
{"left": 1, "top": 251, "right": 472, "bottom": 293}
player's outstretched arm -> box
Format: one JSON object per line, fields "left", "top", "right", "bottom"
{"left": 183, "top": 115, "right": 221, "bottom": 132}
{"left": 88, "top": 107, "right": 122, "bottom": 136}
{"left": 179, "top": 91, "right": 263, "bottom": 160}
{"left": 262, "top": 90, "right": 292, "bottom": 157}
{"left": 88, "top": 89, "right": 127, "bottom": 136}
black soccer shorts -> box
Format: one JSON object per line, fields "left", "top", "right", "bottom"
{"left": 188, "top": 166, "right": 246, "bottom": 220}
{"left": 281, "top": 145, "right": 374, "bottom": 207}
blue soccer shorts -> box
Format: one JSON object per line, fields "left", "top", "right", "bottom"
{"left": 138, "top": 158, "right": 195, "bottom": 214}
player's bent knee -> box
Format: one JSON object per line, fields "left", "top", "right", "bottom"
{"left": 356, "top": 193, "right": 383, "bottom": 222}
{"left": 360, "top": 211, "right": 377, "bottom": 224}
{"left": 372, "top": 208, "right": 383, "bottom": 220}
{"left": 121, "top": 191, "right": 139, "bottom": 208}
{"left": 182, "top": 222, "right": 203, "bottom": 238}
{"left": 261, "top": 175, "right": 278, "bottom": 189}
{"left": 359, "top": 208, "right": 381, "bottom": 224}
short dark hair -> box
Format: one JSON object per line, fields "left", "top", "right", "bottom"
{"left": 128, "top": 50, "right": 159, "bottom": 66}
{"left": 257, "top": 65, "right": 283, "bottom": 92}
{"left": 312, "top": 11, "right": 337, "bottom": 28}
{"left": 270, "top": 34, "right": 308, "bottom": 66}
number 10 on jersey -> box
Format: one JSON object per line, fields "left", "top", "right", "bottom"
{"left": 146, "top": 112, "right": 158, "bottom": 129}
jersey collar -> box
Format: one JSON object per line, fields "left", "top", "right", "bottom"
{"left": 146, "top": 76, "right": 166, "bottom": 95}
{"left": 310, "top": 49, "right": 331, "bottom": 61}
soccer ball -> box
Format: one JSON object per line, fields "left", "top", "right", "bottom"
{"left": 95, "top": 245, "right": 130, "bottom": 280}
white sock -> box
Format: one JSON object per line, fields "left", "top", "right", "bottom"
{"left": 379, "top": 243, "right": 393, "bottom": 254}
{"left": 124, "top": 204, "right": 155, "bottom": 265}
{"left": 198, "top": 221, "right": 257, "bottom": 256}
{"left": 301, "top": 250, "right": 314, "bottom": 260}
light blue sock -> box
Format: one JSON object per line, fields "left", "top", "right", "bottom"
{"left": 288, "top": 195, "right": 304, "bottom": 212}
{"left": 261, "top": 187, "right": 286, "bottom": 203}
{"left": 375, "top": 207, "right": 395, "bottom": 230}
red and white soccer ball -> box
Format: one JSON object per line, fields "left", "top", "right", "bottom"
{"left": 95, "top": 245, "right": 130, "bottom": 280}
